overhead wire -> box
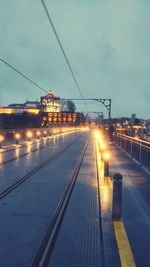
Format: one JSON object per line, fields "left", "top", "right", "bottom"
{"left": 41, "top": 0, "right": 88, "bottom": 111}
{"left": 0, "top": 57, "right": 47, "bottom": 94}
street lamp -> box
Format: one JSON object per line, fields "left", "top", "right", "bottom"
{"left": 44, "top": 130, "right": 47, "bottom": 138}
{"left": 36, "top": 131, "right": 41, "bottom": 139}
{"left": 0, "top": 135, "right": 4, "bottom": 149}
{"left": 100, "top": 143, "right": 107, "bottom": 151}
{"left": 15, "top": 133, "right": 21, "bottom": 145}
{"left": 26, "top": 131, "right": 33, "bottom": 142}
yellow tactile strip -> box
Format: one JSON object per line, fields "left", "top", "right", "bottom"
{"left": 113, "top": 220, "right": 136, "bottom": 267}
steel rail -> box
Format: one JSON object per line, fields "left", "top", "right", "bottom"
{"left": 31, "top": 139, "right": 89, "bottom": 267}
{"left": 0, "top": 129, "right": 77, "bottom": 155}
{"left": 0, "top": 138, "right": 46, "bottom": 155}
{"left": 0, "top": 145, "right": 44, "bottom": 166}
{"left": 0, "top": 137, "right": 80, "bottom": 200}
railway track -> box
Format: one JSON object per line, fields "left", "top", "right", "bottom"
{"left": 0, "top": 132, "right": 77, "bottom": 166}
{"left": 0, "top": 136, "right": 82, "bottom": 200}
{"left": 0, "top": 144, "right": 44, "bottom": 166}
{"left": 0, "top": 136, "right": 47, "bottom": 154}
{"left": 0, "top": 130, "right": 78, "bottom": 155}
{"left": 31, "top": 140, "right": 88, "bottom": 267}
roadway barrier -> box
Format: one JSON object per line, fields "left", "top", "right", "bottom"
{"left": 114, "top": 132, "right": 150, "bottom": 171}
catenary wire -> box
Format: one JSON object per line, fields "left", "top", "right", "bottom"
{"left": 0, "top": 57, "right": 47, "bottom": 94}
{"left": 41, "top": 0, "right": 88, "bottom": 111}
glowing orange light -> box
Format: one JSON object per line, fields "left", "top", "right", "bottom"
{"left": 94, "top": 130, "right": 104, "bottom": 143}
{"left": 26, "top": 131, "right": 33, "bottom": 138}
{"left": 94, "top": 130, "right": 100, "bottom": 138}
{"left": 15, "top": 133, "right": 21, "bottom": 139}
{"left": 0, "top": 108, "right": 13, "bottom": 114}
{"left": 0, "top": 135, "right": 4, "bottom": 142}
{"left": 26, "top": 109, "right": 40, "bottom": 115}
{"left": 36, "top": 131, "right": 41, "bottom": 136}
{"left": 100, "top": 143, "right": 106, "bottom": 150}
{"left": 103, "top": 152, "right": 111, "bottom": 160}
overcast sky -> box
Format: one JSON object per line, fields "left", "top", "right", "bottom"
{"left": 0, "top": 0, "right": 150, "bottom": 118}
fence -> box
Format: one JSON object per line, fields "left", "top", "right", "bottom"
{"left": 113, "top": 133, "right": 150, "bottom": 171}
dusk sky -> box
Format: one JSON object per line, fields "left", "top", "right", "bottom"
{"left": 0, "top": 0, "right": 150, "bottom": 118}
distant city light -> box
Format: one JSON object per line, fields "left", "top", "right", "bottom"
{"left": 100, "top": 143, "right": 106, "bottom": 150}
{"left": 15, "top": 133, "right": 21, "bottom": 140}
{"left": 26, "top": 131, "right": 33, "bottom": 140}
{"left": 36, "top": 131, "right": 41, "bottom": 136}
{"left": 0, "top": 135, "right": 4, "bottom": 142}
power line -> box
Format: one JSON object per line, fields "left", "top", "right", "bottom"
{"left": 0, "top": 57, "right": 47, "bottom": 94}
{"left": 41, "top": 0, "right": 88, "bottom": 111}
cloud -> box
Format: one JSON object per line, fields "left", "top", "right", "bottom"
{"left": 0, "top": 0, "right": 150, "bottom": 118}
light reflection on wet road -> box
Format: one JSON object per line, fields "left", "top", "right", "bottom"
{"left": 0, "top": 131, "right": 89, "bottom": 267}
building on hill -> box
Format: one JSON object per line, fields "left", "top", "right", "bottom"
{"left": 40, "top": 90, "right": 61, "bottom": 113}
{"left": 0, "top": 90, "right": 85, "bottom": 128}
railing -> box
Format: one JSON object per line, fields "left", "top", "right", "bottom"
{"left": 0, "top": 126, "right": 85, "bottom": 145}
{"left": 113, "top": 133, "right": 150, "bottom": 171}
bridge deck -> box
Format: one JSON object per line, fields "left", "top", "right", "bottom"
{"left": 0, "top": 132, "right": 150, "bottom": 267}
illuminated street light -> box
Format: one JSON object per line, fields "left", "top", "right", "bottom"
{"left": 0, "top": 135, "right": 4, "bottom": 149}
{"left": 36, "top": 131, "right": 41, "bottom": 139}
{"left": 44, "top": 130, "right": 47, "bottom": 137}
{"left": 94, "top": 130, "right": 99, "bottom": 138}
{"left": 94, "top": 130, "right": 104, "bottom": 144}
{"left": 26, "top": 131, "right": 33, "bottom": 142}
{"left": 100, "top": 143, "right": 106, "bottom": 150}
{"left": 15, "top": 133, "right": 21, "bottom": 145}
{"left": 103, "top": 152, "right": 110, "bottom": 161}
